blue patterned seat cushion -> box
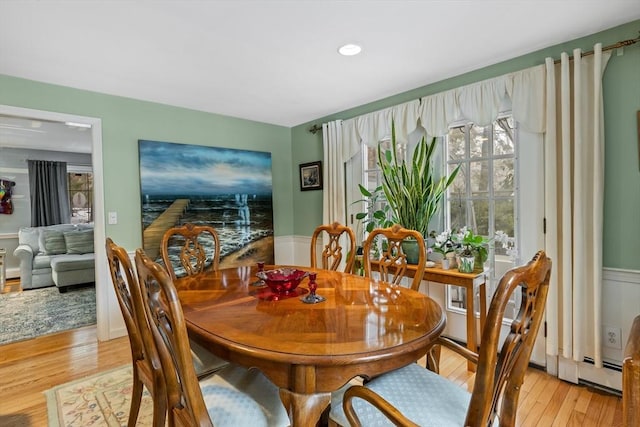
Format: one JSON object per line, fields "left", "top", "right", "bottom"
{"left": 199, "top": 364, "right": 289, "bottom": 427}
{"left": 201, "top": 383, "right": 268, "bottom": 427}
{"left": 330, "top": 363, "right": 473, "bottom": 426}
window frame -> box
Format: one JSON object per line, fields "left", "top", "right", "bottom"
{"left": 443, "top": 115, "right": 520, "bottom": 319}
{"left": 67, "top": 164, "right": 93, "bottom": 224}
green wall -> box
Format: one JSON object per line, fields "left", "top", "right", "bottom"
{"left": 292, "top": 19, "right": 640, "bottom": 270}
{"left": 2, "top": 19, "right": 638, "bottom": 268}
{"left": 0, "top": 76, "right": 294, "bottom": 249}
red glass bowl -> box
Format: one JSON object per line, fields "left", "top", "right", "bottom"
{"left": 256, "top": 268, "right": 308, "bottom": 295}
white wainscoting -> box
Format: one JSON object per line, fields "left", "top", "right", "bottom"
{"left": 277, "top": 235, "right": 313, "bottom": 267}
{"left": 551, "top": 267, "right": 639, "bottom": 391}
{"left": 592, "top": 267, "right": 640, "bottom": 391}
{"left": 601, "top": 267, "right": 640, "bottom": 365}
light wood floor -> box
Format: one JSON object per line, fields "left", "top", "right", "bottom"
{"left": 1, "top": 278, "right": 21, "bottom": 294}
{"left": 0, "top": 326, "right": 623, "bottom": 426}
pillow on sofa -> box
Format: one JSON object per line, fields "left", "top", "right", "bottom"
{"left": 64, "top": 229, "right": 94, "bottom": 254}
{"left": 38, "top": 224, "right": 77, "bottom": 254}
{"left": 18, "top": 227, "right": 41, "bottom": 253}
{"left": 43, "top": 230, "right": 67, "bottom": 255}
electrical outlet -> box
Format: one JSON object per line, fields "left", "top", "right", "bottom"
{"left": 604, "top": 326, "right": 622, "bottom": 349}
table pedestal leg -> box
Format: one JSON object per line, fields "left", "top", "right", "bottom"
{"left": 279, "top": 389, "right": 330, "bottom": 427}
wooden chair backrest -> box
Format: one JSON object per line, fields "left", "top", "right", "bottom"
{"left": 105, "top": 238, "right": 162, "bottom": 382}
{"left": 467, "top": 250, "right": 551, "bottom": 426}
{"left": 161, "top": 223, "right": 220, "bottom": 280}
{"left": 310, "top": 222, "right": 356, "bottom": 272}
{"left": 362, "top": 224, "right": 426, "bottom": 291}
{"left": 135, "top": 248, "right": 213, "bottom": 427}
{"left": 623, "top": 315, "right": 640, "bottom": 427}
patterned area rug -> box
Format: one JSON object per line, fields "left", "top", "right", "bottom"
{"left": 0, "top": 285, "right": 96, "bottom": 344}
{"left": 45, "top": 365, "right": 153, "bottom": 427}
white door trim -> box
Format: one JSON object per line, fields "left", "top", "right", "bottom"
{"left": 0, "top": 104, "right": 110, "bottom": 341}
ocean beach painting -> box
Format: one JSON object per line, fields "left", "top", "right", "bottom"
{"left": 138, "top": 140, "right": 274, "bottom": 272}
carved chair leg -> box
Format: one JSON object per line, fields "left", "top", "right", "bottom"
{"left": 127, "top": 371, "right": 143, "bottom": 427}
{"left": 425, "top": 344, "right": 441, "bottom": 374}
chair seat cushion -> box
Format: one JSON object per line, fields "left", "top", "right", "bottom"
{"left": 200, "top": 382, "right": 268, "bottom": 427}
{"left": 200, "top": 364, "right": 289, "bottom": 427}
{"left": 330, "top": 362, "right": 472, "bottom": 426}
{"left": 190, "top": 338, "right": 230, "bottom": 377}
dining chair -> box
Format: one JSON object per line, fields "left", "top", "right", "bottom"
{"left": 161, "top": 222, "right": 220, "bottom": 280}
{"left": 362, "top": 224, "right": 426, "bottom": 291}
{"left": 329, "top": 250, "right": 552, "bottom": 427}
{"left": 134, "top": 248, "right": 290, "bottom": 427}
{"left": 310, "top": 221, "right": 356, "bottom": 273}
{"left": 106, "top": 238, "right": 166, "bottom": 427}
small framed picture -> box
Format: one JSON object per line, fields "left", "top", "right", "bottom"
{"left": 299, "top": 161, "right": 323, "bottom": 191}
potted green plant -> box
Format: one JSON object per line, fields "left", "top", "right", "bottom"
{"left": 453, "top": 227, "right": 490, "bottom": 273}
{"left": 353, "top": 184, "right": 394, "bottom": 235}
{"left": 376, "top": 120, "right": 460, "bottom": 263}
{"left": 352, "top": 184, "right": 394, "bottom": 262}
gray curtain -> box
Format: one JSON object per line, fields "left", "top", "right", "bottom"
{"left": 27, "top": 160, "right": 71, "bottom": 226}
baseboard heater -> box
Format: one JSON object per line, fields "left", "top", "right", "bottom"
{"left": 579, "top": 357, "right": 623, "bottom": 397}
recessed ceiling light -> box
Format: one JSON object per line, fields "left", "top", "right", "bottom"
{"left": 338, "top": 43, "right": 362, "bottom": 56}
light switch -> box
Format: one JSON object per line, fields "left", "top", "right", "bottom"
{"left": 108, "top": 211, "right": 118, "bottom": 225}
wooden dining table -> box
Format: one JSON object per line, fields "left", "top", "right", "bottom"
{"left": 175, "top": 265, "right": 446, "bottom": 427}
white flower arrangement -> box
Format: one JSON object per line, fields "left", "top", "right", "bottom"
{"left": 430, "top": 229, "right": 456, "bottom": 255}
{"left": 494, "top": 230, "right": 518, "bottom": 261}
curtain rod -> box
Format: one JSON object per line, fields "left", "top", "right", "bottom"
{"left": 553, "top": 31, "right": 639, "bottom": 64}
{"left": 306, "top": 31, "right": 639, "bottom": 133}
{"left": 308, "top": 124, "right": 322, "bottom": 134}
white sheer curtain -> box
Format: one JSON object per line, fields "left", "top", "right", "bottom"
{"left": 322, "top": 120, "right": 346, "bottom": 225}
{"left": 544, "top": 44, "right": 611, "bottom": 370}
{"left": 321, "top": 51, "right": 613, "bottom": 373}
{"left": 320, "top": 120, "right": 348, "bottom": 268}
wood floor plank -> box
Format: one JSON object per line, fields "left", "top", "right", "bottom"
{"left": 0, "top": 326, "right": 130, "bottom": 426}
{"left": 599, "top": 393, "right": 618, "bottom": 426}
{"left": 566, "top": 410, "right": 586, "bottom": 426}
{"left": 552, "top": 384, "right": 582, "bottom": 426}
{"left": 583, "top": 392, "right": 606, "bottom": 427}
{"left": 521, "top": 401, "right": 548, "bottom": 427}
{"left": 518, "top": 372, "right": 552, "bottom": 421}
{"left": 0, "top": 327, "right": 623, "bottom": 426}
{"left": 611, "top": 396, "right": 624, "bottom": 427}
{"left": 536, "top": 380, "right": 570, "bottom": 425}
{"left": 574, "top": 386, "right": 594, "bottom": 414}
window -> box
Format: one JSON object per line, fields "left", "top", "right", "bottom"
{"left": 444, "top": 116, "right": 519, "bottom": 318}
{"left": 353, "top": 143, "right": 393, "bottom": 245}
{"left": 67, "top": 168, "right": 93, "bottom": 224}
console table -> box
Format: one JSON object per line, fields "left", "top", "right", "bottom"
{"left": 371, "top": 259, "right": 487, "bottom": 372}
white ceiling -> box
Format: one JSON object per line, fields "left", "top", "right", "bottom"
{"left": 1, "top": 0, "right": 639, "bottom": 132}
{"left": 0, "top": 116, "right": 93, "bottom": 154}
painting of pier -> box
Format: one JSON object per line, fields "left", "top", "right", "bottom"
{"left": 138, "top": 140, "right": 274, "bottom": 271}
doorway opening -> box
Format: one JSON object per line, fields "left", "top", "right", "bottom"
{"left": 0, "top": 104, "right": 109, "bottom": 341}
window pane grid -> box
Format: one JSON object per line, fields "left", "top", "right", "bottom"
{"left": 68, "top": 172, "right": 93, "bottom": 224}
{"left": 444, "top": 117, "right": 517, "bottom": 320}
